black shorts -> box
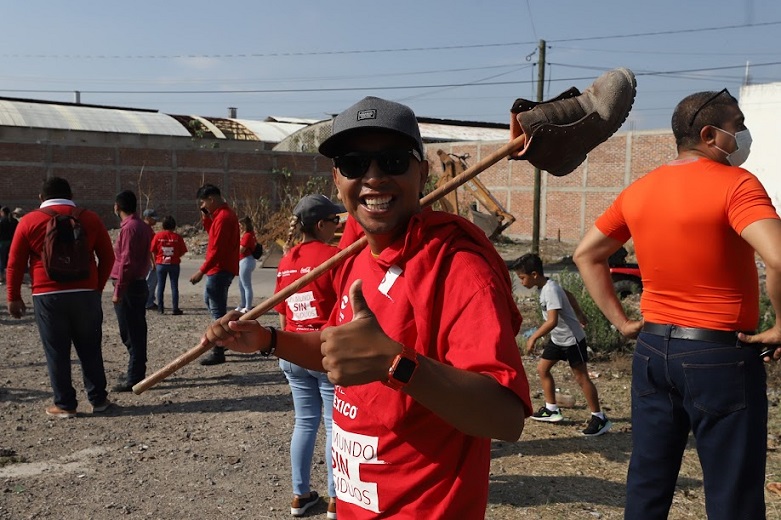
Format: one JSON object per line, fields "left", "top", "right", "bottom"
{"left": 541, "top": 337, "right": 589, "bottom": 367}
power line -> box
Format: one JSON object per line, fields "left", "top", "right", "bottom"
{"left": 2, "top": 61, "right": 778, "bottom": 96}
{"left": 549, "top": 20, "right": 781, "bottom": 42}
{"left": 1, "top": 21, "right": 779, "bottom": 61}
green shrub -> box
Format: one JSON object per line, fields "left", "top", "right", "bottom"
{"left": 759, "top": 285, "right": 776, "bottom": 332}
{"left": 554, "top": 269, "right": 637, "bottom": 355}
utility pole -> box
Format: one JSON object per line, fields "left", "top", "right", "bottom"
{"left": 532, "top": 39, "right": 545, "bottom": 254}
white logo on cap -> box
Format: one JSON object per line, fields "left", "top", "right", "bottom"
{"left": 357, "top": 109, "right": 377, "bottom": 121}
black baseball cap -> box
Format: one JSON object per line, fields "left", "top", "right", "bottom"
{"left": 318, "top": 96, "right": 425, "bottom": 158}
{"left": 293, "top": 194, "right": 345, "bottom": 226}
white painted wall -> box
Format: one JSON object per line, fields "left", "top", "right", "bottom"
{"left": 741, "top": 82, "right": 781, "bottom": 210}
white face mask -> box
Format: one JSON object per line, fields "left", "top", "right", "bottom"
{"left": 713, "top": 127, "right": 752, "bottom": 167}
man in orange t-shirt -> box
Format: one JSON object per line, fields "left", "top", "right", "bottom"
{"left": 574, "top": 90, "right": 781, "bottom": 520}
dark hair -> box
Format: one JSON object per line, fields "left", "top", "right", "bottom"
{"left": 512, "top": 253, "right": 544, "bottom": 276}
{"left": 41, "top": 176, "right": 73, "bottom": 200}
{"left": 0, "top": 207, "right": 9, "bottom": 217}
{"left": 162, "top": 215, "right": 177, "bottom": 231}
{"left": 671, "top": 90, "right": 739, "bottom": 149}
{"left": 115, "top": 190, "right": 138, "bottom": 214}
{"left": 196, "top": 184, "right": 221, "bottom": 200}
{"left": 299, "top": 219, "right": 318, "bottom": 236}
{"left": 239, "top": 216, "right": 254, "bottom": 233}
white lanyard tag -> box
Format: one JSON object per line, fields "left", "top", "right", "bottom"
{"left": 378, "top": 264, "right": 403, "bottom": 300}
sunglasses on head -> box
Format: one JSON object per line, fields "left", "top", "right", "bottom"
{"left": 688, "top": 88, "right": 731, "bottom": 128}
{"left": 334, "top": 149, "right": 422, "bottom": 179}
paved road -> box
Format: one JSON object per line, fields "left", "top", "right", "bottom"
{"left": 129, "top": 255, "right": 536, "bottom": 308}
{"left": 104, "top": 257, "right": 280, "bottom": 306}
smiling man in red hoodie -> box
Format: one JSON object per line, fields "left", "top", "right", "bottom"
{"left": 202, "top": 97, "right": 532, "bottom": 519}
{"left": 199, "top": 66, "right": 636, "bottom": 518}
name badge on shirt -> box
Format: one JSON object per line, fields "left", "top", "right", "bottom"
{"left": 378, "top": 265, "right": 403, "bottom": 300}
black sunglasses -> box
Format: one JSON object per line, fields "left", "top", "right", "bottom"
{"left": 688, "top": 88, "right": 731, "bottom": 128}
{"left": 334, "top": 149, "right": 422, "bottom": 179}
{"left": 322, "top": 216, "right": 340, "bottom": 224}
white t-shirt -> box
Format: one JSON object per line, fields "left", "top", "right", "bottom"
{"left": 539, "top": 278, "right": 586, "bottom": 346}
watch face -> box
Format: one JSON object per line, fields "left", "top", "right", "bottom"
{"left": 393, "top": 357, "right": 417, "bottom": 383}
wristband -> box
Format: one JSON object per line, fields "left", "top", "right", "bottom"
{"left": 261, "top": 326, "right": 277, "bottom": 357}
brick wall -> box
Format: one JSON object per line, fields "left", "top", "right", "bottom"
{"left": 0, "top": 126, "right": 675, "bottom": 240}
{"left": 436, "top": 129, "right": 676, "bottom": 242}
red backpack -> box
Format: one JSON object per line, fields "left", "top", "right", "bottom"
{"left": 37, "top": 207, "right": 92, "bottom": 282}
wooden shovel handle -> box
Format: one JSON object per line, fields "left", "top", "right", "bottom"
{"left": 133, "top": 134, "right": 527, "bottom": 394}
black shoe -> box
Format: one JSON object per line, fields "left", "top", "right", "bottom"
{"left": 112, "top": 381, "right": 136, "bottom": 393}
{"left": 531, "top": 406, "right": 564, "bottom": 423}
{"left": 145, "top": 303, "right": 157, "bottom": 311}
{"left": 582, "top": 415, "right": 613, "bottom": 436}
{"left": 200, "top": 350, "right": 226, "bottom": 366}
{"left": 158, "top": 308, "right": 165, "bottom": 315}
{"left": 172, "top": 309, "right": 184, "bottom": 316}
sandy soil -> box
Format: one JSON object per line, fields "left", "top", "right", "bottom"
{"left": 2, "top": 240, "right": 781, "bottom": 520}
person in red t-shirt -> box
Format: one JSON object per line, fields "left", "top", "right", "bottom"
{"left": 574, "top": 89, "right": 781, "bottom": 520}
{"left": 202, "top": 97, "right": 534, "bottom": 519}
{"left": 150, "top": 215, "right": 187, "bottom": 316}
{"left": 275, "top": 194, "right": 343, "bottom": 518}
{"left": 236, "top": 216, "right": 257, "bottom": 313}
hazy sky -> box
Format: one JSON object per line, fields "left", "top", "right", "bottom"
{"left": 2, "top": 1, "right": 780, "bottom": 130}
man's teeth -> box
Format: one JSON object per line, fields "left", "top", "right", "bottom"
{"left": 364, "top": 196, "right": 392, "bottom": 210}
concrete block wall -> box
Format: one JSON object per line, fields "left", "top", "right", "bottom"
{"left": 437, "top": 129, "right": 676, "bottom": 242}
{"left": 0, "top": 126, "right": 675, "bottom": 240}
{"left": 0, "top": 127, "right": 333, "bottom": 228}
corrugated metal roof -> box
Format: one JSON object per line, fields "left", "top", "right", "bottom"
{"left": 418, "top": 121, "right": 507, "bottom": 142}
{"left": 233, "top": 118, "right": 307, "bottom": 143}
{"left": 273, "top": 118, "right": 510, "bottom": 154}
{"left": 265, "top": 116, "right": 320, "bottom": 125}
{"left": 0, "top": 98, "right": 191, "bottom": 136}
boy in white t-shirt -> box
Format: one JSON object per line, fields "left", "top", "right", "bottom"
{"left": 512, "top": 253, "right": 612, "bottom": 436}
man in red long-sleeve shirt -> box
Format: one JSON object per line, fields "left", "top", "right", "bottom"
{"left": 7, "top": 177, "right": 114, "bottom": 418}
{"left": 190, "top": 184, "right": 239, "bottom": 365}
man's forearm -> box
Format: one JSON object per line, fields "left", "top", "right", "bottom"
{"left": 406, "top": 357, "right": 526, "bottom": 442}
{"left": 577, "top": 261, "right": 629, "bottom": 329}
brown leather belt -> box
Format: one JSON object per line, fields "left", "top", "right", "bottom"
{"left": 641, "top": 322, "right": 750, "bottom": 345}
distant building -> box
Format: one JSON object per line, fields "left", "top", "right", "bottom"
{"left": 740, "top": 82, "right": 781, "bottom": 212}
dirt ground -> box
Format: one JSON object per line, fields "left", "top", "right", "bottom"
{"left": 2, "top": 238, "right": 781, "bottom": 519}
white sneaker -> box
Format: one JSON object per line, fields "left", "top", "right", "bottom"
{"left": 240, "top": 307, "right": 249, "bottom": 313}
{"left": 234, "top": 307, "right": 242, "bottom": 312}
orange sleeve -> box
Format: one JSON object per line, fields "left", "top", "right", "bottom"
{"left": 727, "top": 173, "right": 779, "bottom": 234}
{"left": 595, "top": 190, "right": 632, "bottom": 243}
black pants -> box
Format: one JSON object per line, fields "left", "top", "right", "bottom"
{"left": 114, "top": 279, "right": 149, "bottom": 383}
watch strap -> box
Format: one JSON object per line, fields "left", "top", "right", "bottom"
{"left": 383, "top": 345, "right": 419, "bottom": 391}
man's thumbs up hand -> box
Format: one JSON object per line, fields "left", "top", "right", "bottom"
{"left": 320, "top": 279, "right": 401, "bottom": 386}
{"left": 349, "top": 278, "right": 376, "bottom": 322}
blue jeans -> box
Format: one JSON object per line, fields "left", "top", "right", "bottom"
{"left": 204, "top": 271, "right": 234, "bottom": 355}
{"left": 156, "top": 264, "right": 181, "bottom": 312}
{"left": 33, "top": 290, "right": 107, "bottom": 410}
{"left": 113, "top": 279, "right": 149, "bottom": 383}
{"left": 146, "top": 266, "right": 157, "bottom": 307}
{"left": 238, "top": 256, "right": 256, "bottom": 309}
{"left": 625, "top": 331, "right": 767, "bottom": 520}
{"left": 279, "top": 359, "right": 335, "bottom": 498}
